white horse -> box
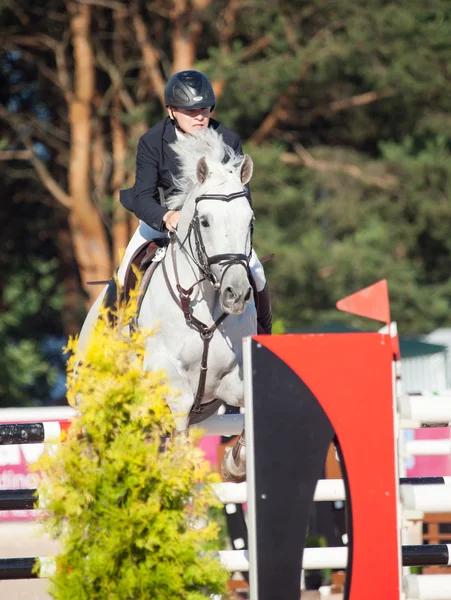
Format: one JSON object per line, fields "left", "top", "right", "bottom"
{"left": 79, "top": 128, "right": 256, "bottom": 482}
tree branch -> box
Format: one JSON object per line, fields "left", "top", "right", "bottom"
{"left": 218, "top": 0, "right": 238, "bottom": 49}
{"left": 307, "top": 89, "right": 396, "bottom": 119}
{"left": 6, "top": 0, "right": 30, "bottom": 25}
{"left": 249, "top": 63, "right": 311, "bottom": 146}
{"left": 240, "top": 34, "right": 272, "bottom": 61}
{"left": 131, "top": 2, "right": 165, "bottom": 105}
{"left": 2, "top": 116, "right": 69, "bottom": 167}
{"left": 8, "top": 33, "right": 56, "bottom": 50}
{"left": 6, "top": 33, "right": 74, "bottom": 101}
{"left": 212, "top": 35, "right": 272, "bottom": 104}
{"left": 77, "top": 0, "right": 127, "bottom": 10}
{"left": 281, "top": 143, "right": 398, "bottom": 190}
{"left": 249, "top": 21, "right": 346, "bottom": 146}
{"left": 27, "top": 114, "right": 70, "bottom": 146}
{"left": 28, "top": 149, "right": 73, "bottom": 207}
{"left": 0, "top": 105, "right": 72, "bottom": 207}
{"left": 54, "top": 31, "right": 74, "bottom": 103}
{"left": 212, "top": 0, "right": 239, "bottom": 102}
{"left": 95, "top": 51, "right": 137, "bottom": 112}
{"left": 280, "top": 13, "right": 299, "bottom": 53}
{"left": 0, "top": 150, "right": 33, "bottom": 160}
{"left": 0, "top": 41, "right": 60, "bottom": 88}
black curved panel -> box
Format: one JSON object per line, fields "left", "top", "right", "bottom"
{"left": 250, "top": 341, "right": 335, "bottom": 600}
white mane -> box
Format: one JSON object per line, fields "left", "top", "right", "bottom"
{"left": 166, "top": 127, "right": 244, "bottom": 210}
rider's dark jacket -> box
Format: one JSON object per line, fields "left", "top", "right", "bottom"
{"left": 120, "top": 117, "right": 250, "bottom": 232}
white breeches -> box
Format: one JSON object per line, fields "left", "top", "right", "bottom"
{"left": 117, "top": 221, "right": 267, "bottom": 292}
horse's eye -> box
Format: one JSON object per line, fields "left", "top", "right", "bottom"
{"left": 200, "top": 218, "right": 209, "bottom": 228}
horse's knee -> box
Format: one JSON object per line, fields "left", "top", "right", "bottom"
{"left": 216, "top": 369, "right": 244, "bottom": 407}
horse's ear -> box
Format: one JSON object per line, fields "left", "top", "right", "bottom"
{"left": 240, "top": 154, "right": 253, "bottom": 185}
{"left": 196, "top": 156, "right": 209, "bottom": 184}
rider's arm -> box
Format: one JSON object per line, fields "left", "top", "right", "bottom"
{"left": 121, "top": 136, "right": 169, "bottom": 232}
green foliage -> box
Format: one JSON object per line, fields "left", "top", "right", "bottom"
{"left": 35, "top": 295, "right": 228, "bottom": 600}
{"left": 0, "top": 339, "right": 51, "bottom": 406}
{"left": 250, "top": 138, "right": 451, "bottom": 333}
{"left": 0, "top": 259, "right": 63, "bottom": 406}
{"left": 215, "top": 0, "right": 451, "bottom": 335}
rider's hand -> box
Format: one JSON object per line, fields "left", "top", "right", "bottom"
{"left": 163, "top": 210, "right": 180, "bottom": 232}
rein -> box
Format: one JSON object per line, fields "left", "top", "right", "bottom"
{"left": 162, "top": 236, "right": 228, "bottom": 414}
{"left": 161, "top": 189, "right": 251, "bottom": 416}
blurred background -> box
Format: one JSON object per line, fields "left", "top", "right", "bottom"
{"left": 1, "top": 0, "right": 451, "bottom": 407}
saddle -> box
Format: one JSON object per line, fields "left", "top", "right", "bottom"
{"left": 102, "top": 238, "right": 168, "bottom": 323}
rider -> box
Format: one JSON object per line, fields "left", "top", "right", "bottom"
{"left": 119, "top": 70, "right": 272, "bottom": 333}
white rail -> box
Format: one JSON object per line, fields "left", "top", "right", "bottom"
{"left": 217, "top": 547, "right": 349, "bottom": 571}
{"left": 399, "top": 395, "right": 451, "bottom": 426}
{"left": 404, "top": 574, "right": 451, "bottom": 599}
{"left": 404, "top": 439, "right": 451, "bottom": 456}
{"left": 213, "top": 479, "right": 346, "bottom": 504}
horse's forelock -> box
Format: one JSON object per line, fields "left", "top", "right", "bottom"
{"left": 167, "top": 129, "right": 244, "bottom": 210}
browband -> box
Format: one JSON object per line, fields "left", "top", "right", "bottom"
{"left": 195, "top": 191, "right": 247, "bottom": 203}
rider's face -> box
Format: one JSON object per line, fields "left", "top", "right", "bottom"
{"left": 168, "top": 106, "right": 211, "bottom": 135}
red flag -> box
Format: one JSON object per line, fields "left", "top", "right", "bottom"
{"left": 336, "top": 280, "right": 391, "bottom": 325}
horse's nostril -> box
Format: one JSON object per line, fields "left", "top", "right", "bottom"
{"left": 244, "top": 287, "right": 252, "bottom": 302}
{"left": 224, "top": 287, "right": 236, "bottom": 300}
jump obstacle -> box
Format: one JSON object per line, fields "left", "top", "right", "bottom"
{"left": 3, "top": 281, "right": 451, "bottom": 599}
{"left": 3, "top": 407, "right": 451, "bottom": 578}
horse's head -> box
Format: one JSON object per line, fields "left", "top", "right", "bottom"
{"left": 191, "top": 154, "right": 254, "bottom": 314}
{"left": 169, "top": 129, "right": 255, "bottom": 314}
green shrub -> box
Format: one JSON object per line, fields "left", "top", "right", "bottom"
{"left": 35, "top": 291, "right": 228, "bottom": 599}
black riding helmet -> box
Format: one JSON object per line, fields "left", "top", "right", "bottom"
{"left": 164, "top": 70, "right": 216, "bottom": 111}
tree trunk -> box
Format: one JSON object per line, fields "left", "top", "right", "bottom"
{"left": 170, "top": 0, "right": 212, "bottom": 73}
{"left": 67, "top": 2, "right": 112, "bottom": 306}
{"left": 55, "top": 213, "right": 85, "bottom": 336}
{"left": 111, "top": 97, "right": 130, "bottom": 268}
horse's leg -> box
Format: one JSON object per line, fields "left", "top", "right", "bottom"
{"left": 144, "top": 352, "right": 194, "bottom": 432}
{"left": 222, "top": 428, "right": 246, "bottom": 483}
{"left": 216, "top": 367, "right": 247, "bottom": 483}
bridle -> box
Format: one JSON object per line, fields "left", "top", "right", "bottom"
{"left": 161, "top": 189, "right": 253, "bottom": 420}
{"left": 179, "top": 190, "right": 252, "bottom": 289}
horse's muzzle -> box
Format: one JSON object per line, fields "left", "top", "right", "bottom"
{"left": 220, "top": 284, "right": 253, "bottom": 314}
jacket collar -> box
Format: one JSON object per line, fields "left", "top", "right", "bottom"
{"left": 162, "top": 117, "right": 177, "bottom": 143}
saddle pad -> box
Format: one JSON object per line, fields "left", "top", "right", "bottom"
{"left": 123, "top": 238, "right": 168, "bottom": 300}
{"left": 136, "top": 260, "right": 161, "bottom": 319}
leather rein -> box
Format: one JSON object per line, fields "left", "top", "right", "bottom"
{"left": 162, "top": 190, "right": 252, "bottom": 415}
